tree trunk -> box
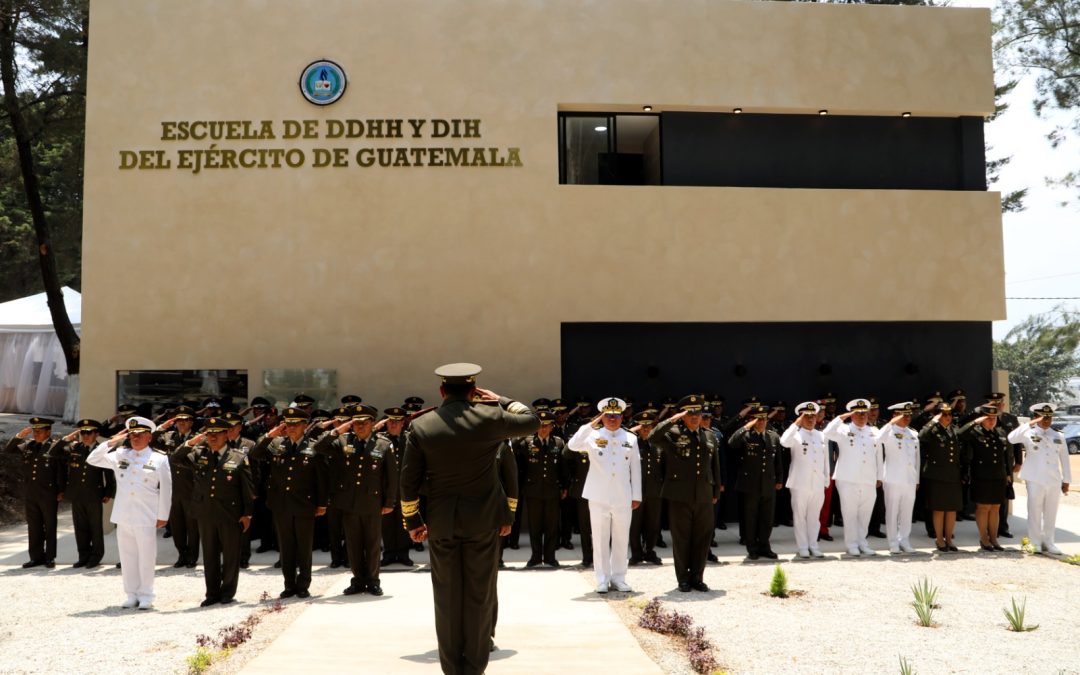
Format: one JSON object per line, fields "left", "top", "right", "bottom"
{"left": 0, "top": 2, "right": 81, "bottom": 386}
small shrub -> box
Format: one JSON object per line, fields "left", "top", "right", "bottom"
{"left": 186, "top": 647, "right": 214, "bottom": 675}
{"left": 1020, "top": 537, "right": 1035, "bottom": 555}
{"left": 1062, "top": 554, "right": 1080, "bottom": 566}
{"left": 899, "top": 655, "right": 915, "bottom": 675}
{"left": 686, "top": 626, "right": 718, "bottom": 674}
{"left": 638, "top": 598, "right": 720, "bottom": 673}
{"left": 1003, "top": 596, "right": 1039, "bottom": 632}
{"left": 911, "top": 577, "right": 938, "bottom": 627}
{"left": 769, "top": 564, "right": 788, "bottom": 598}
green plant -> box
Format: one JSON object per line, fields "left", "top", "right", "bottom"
{"left": 910, "top": 577, "right": 938, "bottom": 627}
{"left": 1020, "top": 537, "right": 1036, "bottom": 555}
{"left": 186, "top": 647, "right": 214, "bottom": 675}
{"left": 1003, "top": 596, "right": 1039, "bottom": 632}
{"left": 899, "top": 655, "right": 915, "bottom": 675}
{"left": 1061, "top": 554, "right": 1080, "bottom": 566}
{"left": 769, "top": 564, "right": 788, "bottom": 598}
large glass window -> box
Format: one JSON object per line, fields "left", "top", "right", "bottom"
{"left": 116, "top": 369, "right": 248, "bottom": 410}
{"left": 559, "top": 113, "right": 661, "bottom": 185}
{"left": 261, "top": 368, "right": 338, "bottom": 410}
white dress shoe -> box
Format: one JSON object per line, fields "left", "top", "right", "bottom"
{"left": 859, "top": 545, "right": 876, "bottom": 556}
{"left": 889, "top": 545, "right": 901, "bottom": 554}
{"left": 120, "top": 597, "right": 138, "bottom": 609}
{"left": 1044, "top": 543, "right": 1063, "bottom": 555}
{"left": 610, "top": 580, "right": 632, "bottom": 592}
{"left": 900, "top": 542, "right": 916, "bottom": 553}
{"left": 595, "top": 582, "right": 609, "bottom": 594}
{"left": 847, "top": 548, "right": 861, "bottom": 557}
{"left": 137, "top": 600, "right": 153, "bottom": 610}
{"left": 810, "top": 548, "right": 824, "bottom": 558}
{"left": 797, "top": 549, "right": 810, "bottom": 559}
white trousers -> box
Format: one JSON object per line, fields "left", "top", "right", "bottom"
{"left": 883, "top": 482, "right": 916, "bottom": 547}
{"left": 1026, "top": 480, "right": 1062, "bottom": 547}
{"left": 835, "top": 480, "right": 876, "bottom": 551}
{"left": 589, "top": 502, "right": 631, "bottom": 586}
{"left": 790, "top": 487, "right": 826, "bottom": 553}
{"left": 117, "top": 524, "right": 158, "bottom": 603}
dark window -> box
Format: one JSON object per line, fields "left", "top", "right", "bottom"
{"left": 116, "top": 369, "right": 248, "bottom": 411}
{"left": 559, "top": 114, "right": 661, "bottom": 185}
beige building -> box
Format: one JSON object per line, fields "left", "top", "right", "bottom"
{"left": 81, "top": 0, "right": 1001, "bottom": 416}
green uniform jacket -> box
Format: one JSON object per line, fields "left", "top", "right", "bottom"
{"left": 249, "top": 435, "right": 329, "bottom": 516}
{"left": 64, "top": 440, "right": 116, "bottom": 502}
{"left": 314, "top": 431, "right": 397, "bottom": 514}
{"left": 5, "top": 436, "right": 67, "bottom": 498}
{"left": 176, "top": 445, "right": 255, "bottom": 521}
{"left": 649, "top": 418, "right": 722, "bottom": 503}
{"left": 958, "top": 421, "right": 1014, "bottom": 482}
{"left": 727, "top": 426, "right": 785, "bottom": 494}
{"left": 153, "top": 430, "right": 196, "bottom": 500}
{"left": 513, "top": 434, "right": 565, "bottom": 500}
{"left": 918, "top": 421, "right": 966, "bottom": 482}
{"left": 637, "top": 437, "right": 664, "bottom": 502}
{"left": 561, "top": 431, "right": 591, "bottom": 500}
{"left": 496, "top": 441, "right": 519, "bottom": 515}
{"left": 400, "top": 396, "right": 538, "bottom": 537}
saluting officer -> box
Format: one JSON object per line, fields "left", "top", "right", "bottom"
{"left": 824, "top": 398, "right": 884, "bottom": 556}
{"left": 173, "top": 417, "right": 255, "bottom": 606}
{"left": 729, "top": 404, "right": 785, "bottom": 561}
{"left": 515, "top": 410, "right": 566, "bottom": 568}
{"left": 779, "top": 402, "right": 829, "bottom": 558}
{"left": 249, "top": 407, "right": 329, "bottom": 599}
{"left": 649, "top": 395, "right": 722, "bottom": 592}
{"left": 60, "top": 419, "right": 115, "bottom": 568}
{"left": 379, "top": 407, "right": 415, "bottom": 567}
{"left": 1009, "top": 403, "right": 1072, "bottom": 555}
{"left": 400, "top": 363, "right": 538, "bottom": 675}
{"left": 628, "top": 411, "right": 664, "bottom": 565}
{"left": 919, "top": 403, "right": 964, "bottom": 551}
{"left": 224, "top": 411, "right": 256, "bottom": 568}
{"left": 875, "top": 402, "right": 920, "bottom": 554}
{"left": 496, "top": 439, "right": 519, "bottom": 570}
{"left": 5, "top": 417, "right": 67, "bottom": 568}
{"left": 314, "top": 404, "right": 398, "bottom": 595}
{"left": 562, "top": 420, "right": 594, "bottom": 568}
{"left": 985, "top": 392, "right": 1021, "bottom": 538}
{"left": 959, "top": 405, "right": 1013, "bottom": 551}
{"left": 153, "top": 405, "right": 200, "bottom": 568}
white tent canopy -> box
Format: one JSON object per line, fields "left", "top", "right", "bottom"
{"left": 0, "top": 287, "right": 80, "bottom": 415}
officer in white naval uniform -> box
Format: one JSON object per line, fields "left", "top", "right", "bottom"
{"left": 823, "top": 398, "right": 884, "bottom": 556}
{"left": 88, "top": 416, "right": 172, "bottom": 609}
{"left": 875, "top": 402, "right": 920, "bottom": 554}
{"left": 779, "top": 402, "right": 830, "bottom": 559}
{"left": 567, "top": 397, "right": 641, "bottom": 593}
{"left": 1008, "top": 403, "right": 1072, "bottom": 555}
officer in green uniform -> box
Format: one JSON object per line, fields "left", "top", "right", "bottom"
{"left": 60, "top": 419, "right": 115, "bottom": 568}
{"left": 728, "top": 404, "right": 785, "bottom": 561}
{"left": 561, "top": 424, "right": 593, "bottom": 567}
{"left": 400, "top": 363, "right": 538, "bottom": 675}
{"left": 628, "top": 411, "right": 663, "bottom": 565}
{"left": 153, "top": 405, "right": 200, "bottom": 568}
{"left": 379, "top": 407, "right": 414, "bottom": 566}
{"left": 314, "top": 404, "right": 397, "bottom": 595}
{"left": 958, "top": 405, "right": 1013, "bottom": 551}
{"left": 173, "top": 416, "right": 255, "bottom": 606}
{"left": 514, "top": 410, "right": 566, "bottom": 568}
{"left": 224, "top": 411, "right": 256, "bottom": 568}
{"left": 496, "top": 440, "right": 518, "bottom": 570}
{"left": 648, "top": 395, "right": 722, "bottom": 592}
{"left": 983, "top": 392, "right": 1021, "bottom": 538}
{"left": 249, "top": 407, "right": 329, "bottom": 599}
{"left": 919, "top": 403, "right": 965, "bottom": 551}
{"left": 5, "top": 417, "right": 67, "bottom": 568}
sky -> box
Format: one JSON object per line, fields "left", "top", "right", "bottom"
{"left": 952, "top": 0, "right": 1080, "bottom": 340}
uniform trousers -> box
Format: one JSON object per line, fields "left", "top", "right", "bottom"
{"left": 169, "top": 497, "right": 200, "bottom": 562}
{"left": 818, "top": 478, "right": 835, "bottom": 534}
{"left": 738, "top": 490, "right": 775, "bottom": 556}
{"left": 328, "top": 505, "right": 347, "bottom": 564}
{"left": 344, "top": 510, "right": 382, "bottom": 588}
{"left": 382, "top": 503, "right": 412, "bottom": 561}
{"left": 883, "top": 482, "right": 916, "bottom": 547}
{"left": 117, "top": 524, "right": 158, "bottom": 603}
{"left": 836, "top": 480, "right": 876, "bottom": 551}
{"left": 629, "top": 496, "right": 662, "bottom": 559}
{"left": 588, "top": 501, "right": 631, "bottom": 586}
{"left": 429, "top": 527, "right": 500, "bottom": 675}
{"left": 199, "top": 516, "right": 242, "bottom": 601}
{"left": 525, "top": 497, "right": 560, "bottom": 563}
{"left": 668, "top": 500, "right": 714, "bottom": 584}
{"left": 24, "top": 494, "right": 58, "bottom": 562}
{"left": 71, "top": 498, "right": 105, "bottom": 564}
{"left": 274, "top": 513, "right": 315, "bottom": 592}
{"left": 790, "top": 488, "right": 825, "bottom": 553}
{"left": 576, "top": 498, "right": 593, "bottom": 563}
{"left": 1026, "top": 480, "right": 1062, "bottom": 547}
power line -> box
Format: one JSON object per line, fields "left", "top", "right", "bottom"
{"left": 1006, "top": 271, "right": 1080, "bottom": 285}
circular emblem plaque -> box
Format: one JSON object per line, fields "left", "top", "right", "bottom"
{"left": 299, "top": 60, "right": 347, "bottom": 106}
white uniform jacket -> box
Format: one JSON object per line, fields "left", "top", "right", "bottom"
{"left": 88, "top": 442, "right": 173, "bottom": 526}
{"left": 874, "top": 423, "right": 920, "bottom": 486}
{"left": 824, "top": 417, "right": 884, "bottom": 484}
{"left": 779, "top": 423, "right": 829, "bottom": 493}
{"left": 567, "top": 424, "right": 642, "bottom": 507}
{"left": 1009, "top": 425, "right": 1072, "bottom": 485}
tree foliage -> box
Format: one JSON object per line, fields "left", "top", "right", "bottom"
{"left": 993, "top": 307, "right": 1080, "bottom": 411}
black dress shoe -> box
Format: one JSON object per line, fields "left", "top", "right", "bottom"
{"left": 239, "top": 561, "right": 249, "bottom": 569}
{"left": 706, "top": 552, "right": 719, "bottom": 562}
{"left": 296, "top": 590, "right": 311, "bottom": 599}
{"left": 710, "top": 538, "right": 718, "bottom": 546}
{"left": 44, "top": 561, "right": 55, "bottom": 569}
{"left": 525, "top": 558, "right": 541, "bottom": 568}
{"left": 185, "top": 561, "right": 197, "bottom": 569}
{"left": 980, "top": 543, "right": 994, "bottom": 552}
{"left": 274, "top": 560, "right": 282, "bottom": 568}
{"left": 368, "top": 584, "right": 384, "bottom": 596}
{"left": 200, "top": 598, "right": 219, "bottom": 607}
{"left": 691, "top": 581, "right": 710, "bottom": 592}
{"left": 72, "top": 561, "right": 86, "bottom": 569}
{"left": 115, "top": 562, "right": 121, "bottom": 569}
{"left": 508, "top": 543, "right": 520, "bottom": 550}
{"left": 343, "top": 585, "right": 364, "bottom": 596}
{"left": 760, "top": 550, "right": 779, "bottom": 560}
{"left": 280, "top": 590, "right": 296, "bottom": 598}
{"left": 678, "top": 582, "right": 692, "bottom": 592}
{"left": 173, "top": 558, "right": 186, "bottom": 569}
{"left": 255, "top": 545, "right": 272, "bottom": 553}
{"left": 85, "top": 561, "right": 100, "bottom": 569}
{"left": 992, "top": 544, "right": 1005, "bottom": 551}
{"left": 563, "top": 541, "right": 575, "bottom": 550}
{"left": 998, "top": 531, "right": 1013, "bottom": 539}
{"left": 219, "top": 598, "right": 236, "bottom": 605}
{"left": 490, "top": 641, "right": 498, "bottom": 653}
{"left": 936, "top": 544, "right": 948, "bottom": 552}
{"left": 947, "top": 545, "right": 959, "bottom": 552}
{"left": 544, "top": 559, "right": 561, "bottom": 568}
{"left": 655, "top": 539, "right": 667, "bottom": 548}
{"left": 498, "top": 560, "right": 506, "bottom": 569}
{"left": 413, "top": 542, "right": 425, "bottom": 552}
{"left": 628, "top": 557, "right": 644, "bottom": 566}
{"left": 399, "top": 557, "right": 414, "bottom": 567}
{"left": 818, "top": 532, "right": 834, "bottom": 541}
{"left": 22, "top": 560, "right": 43, "bottom": 569}
{"left": 329, "top": 561, "right": 342, "bottom": 569}
{"left": 646, "top": 553, "right": 663, "bottom": 565}
{"left": 748, "top": 553, "right": 760, "bottom": 561}
{"left": 717, "top": 522, "right": 728, "bottom": 530}
{"left": 738, "top": 538, "right": 745, "bottom": 545}
{"left": 380, "top": 557, "right": 394, "bottom": 566}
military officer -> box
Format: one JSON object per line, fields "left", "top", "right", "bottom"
{"left": 87, "top": 417, "right": 172, "bottom": 609}
{"left": 1009, "top": 403, "right": 1072, "bottom": 555}
{"left": 984, "top": 392, "right": 1021, "bottom": 538}
{"left": 399, "top": 363, "right": 538, "bottom": 675}
{"left": 224, "top": 411, "right": 256, "bottom": 568}
{"left": 515, "top": 410, "right": 566, "bottom": 567}
{"left": 562, "top": 422, "right": 594, "bottom": 567}
{"left": 323, "top": 405, "right": 353, "bottom": 569}
{"left": 172, "top": 417, "right": 255, "bottom": 606}
{"left": 379, "top": 406, "right": 415, "bottom": 566}
{"left": 496, "top": 440, "right": 519, "bottom": 570}
{"left": 101, "top": 403, "right": 137, "bottom": 437}
{"left": 249, "top": 407, "right": 329, "bottom": 599}
{"left": 242, "top": 398, "right": 278, "bottom": 554}
{"left": 315, "top": 404, "right": 397, "bottom": 595}
{"left": 153, "top": 405, "right": 200, "bottom": 568}
{"left": 919, "top": 403, "right": 964, "bottom": 551}
{"left": 649, "top": 395, "right": 722, "bottom": 591}
{"left": 567, "top": 397, "right": 641, "bottom": 594}
{"left": 628, "top": 411, "right": 664, "bottom": 565}
{"left": 824, "top": 398, "right": 884, "bottom": 556}
{"left": 5, "top": 417, "right": 67, "bottom": 568}
{"left": 729, "top": 404, "right": 785, "bottom": 561}
{"left": 875, "top": 402, "right": 920, "bottom": 553}
{"left": 959, "top": 405, "right": 1013, "bottom": 551}
{"left": 779, "top": 402, "right": 829, "bottom": 558}
{"left": 60, "top": 419, "right": 115, "bottom": 568}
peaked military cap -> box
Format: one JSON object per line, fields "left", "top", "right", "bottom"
{"left": 435, "top": 363, "right": 480, "bottom": 384}
{"left": 223, "top": 411, "right": 245, "bottom": 426}
{"left": 293, "top": 393, "right": 316, "bottom": 405}
{"left": 29, "top": 416, "right": 54, "bottom": 429}
{"left": 598, "top": 397, "right": 627, "bottom": 414}
{"left": 976, "top": 404, "right": 999, "bottom": 417}
{"left": 925, "top": 391, "right": 944, "bottom": 404}
{"left": 125, "top": 416, "right": 156, "bottom": 434}
{"left": 742, "top": 396, "right": 761, "bottom": 407}
{"left": 537, "top": 410, "right": 556, "bottom": 424}
{"left": 117, "top": 404, "right": 137, "bottom": 415}
{"left": 282, "top": 407, "right": 310, "bottom": 423}
{"left": 1029, "top": 402, "right": 1055, "bottom": 417}
{"left": 340, "top": 394, "right": 362, "bottom": 405}
{"left": 937, "top": 402, "right": 953, "bottom": 413}
{"left": 817, "top": 393, "right": 836, "bottom": 404}
{"left": 531, "top": 398, "right": 552, "bottom": 410}
{"left": 795, "top": 401, "right": 820, "bottom": 416}
{"left": 173, "top": 405, "right": 196, "bottom": 420}
{"left": 771, "top": 401, "right": 787, "bottom": 411}
{"left": 888, "top": 401, "right": 915, "bottom": 415}
{"left": 575, "top": 395, "right": 592, "bottom": 407}
{"left": 846, "top": 398, "right": 871, "bottom": 413}
{"left": 707, "top": 394, "right": 725, "bottom": 406}
{"left": 947, "top": 389, "right": 966, "bottom": 401}
{"left": 634, "top": 411, "right": 658, "bottom": 425}
{"left": 310, "top": 409, "right": 332, "bottom": 423}
{"left": 77, "top": 419, "right": 102, "bottom": 432}
{"left": 332, "top": 406, "right": 352, "bottom": 419}
{"left": 383, "top": 407, "right": 407, "bottom": 420}
{"left": 749, "top": 404, "right": 770, "bottom": 419}
{"left": 867, "top": 397, "right": 880, "bottom": 410}
{"left": 351, "top": 405, "right": 378, "bottom": 421}
{"left": 678, "top": 394, "right": 705, "bottom": 412}
{"left": 550, "top": 398, "right": 568, "bottom": 412}
{"left": 640, "top": 401, "right": 661, "bottom": 413}
{"left": 203, "top": 417, "right": 230, "bottom": 433}
{"left": 985, "top": 392, "right": 1006, "bottom": 401}
{"left": 251, "top": 396, "right": 272, "bottom": 408}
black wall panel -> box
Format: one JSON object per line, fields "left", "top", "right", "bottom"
{"left": 561, "top": 321, "right": 992, "bottom": 410}
{"left": 660, "top": 112, "right": 986, "bottom": 191}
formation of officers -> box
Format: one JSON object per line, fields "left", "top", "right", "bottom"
{"left": 3, "top": 387, "right": 1073, "bottom": 606}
